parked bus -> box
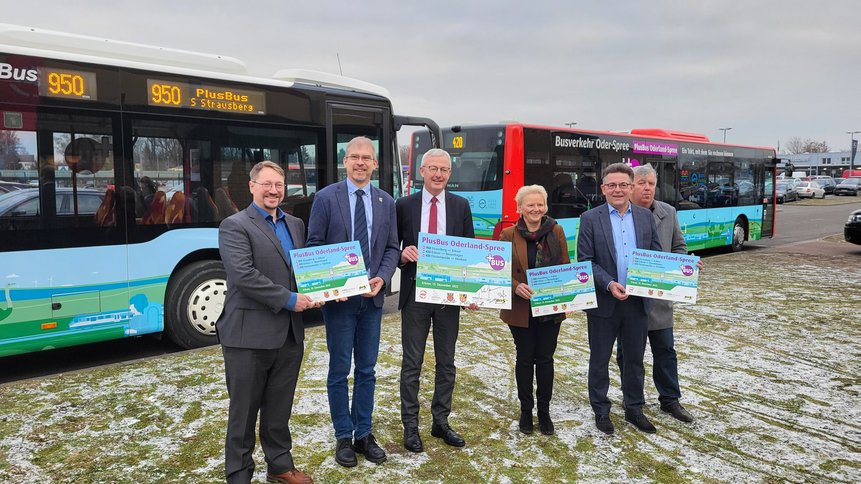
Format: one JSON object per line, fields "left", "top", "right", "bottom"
{"left": 408, "top": 123, "right": 777, "bottom": 254}
{"left": 0, "top": 24, "right": 437, "bottom": 357}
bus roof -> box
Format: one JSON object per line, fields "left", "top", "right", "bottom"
{"left": 450, "top": 123, "right": 776, "bottom": 153}
{"left": 0, "top": 23, "right": 390, "bottom": 99}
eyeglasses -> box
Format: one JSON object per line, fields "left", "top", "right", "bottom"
{"left": 347, "top": 154, "right": 375, "bottom": 162}
{"left": 252, "top": 180, "right": 285, "bottom": 190}
{"left": 422, "top": 165, "right": 451, "bottom": 174}
{"left": 603, "top": 182, "right": 632, "bottom": 190}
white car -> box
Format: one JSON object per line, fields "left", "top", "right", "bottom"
{"left": 796, "top": 181, "right": 825, "bottom": 199}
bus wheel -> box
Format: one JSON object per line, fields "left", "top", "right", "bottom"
{"left": 731, "top": 219, "right": 746, "bottom": 252}
{"left": 165, "top": 260, "right": 226, "bottom": 349}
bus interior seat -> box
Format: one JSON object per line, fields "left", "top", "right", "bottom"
{"left": 94, "top": 187, "right": 116, "bottom": 226}
{"left": 215, "top": 187, "right": 239, "bottom": 217}
{"left": 192, "top": 187, "right": 219, "bottom": 222}
{"left": 142, "top": 191, "right": 167, "bottom": 224}
{"left": 165, "top": 191, "right": 185, "bottom": 225}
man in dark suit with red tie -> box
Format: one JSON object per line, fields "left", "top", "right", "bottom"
{"left": 396, "top": 148, "right": 475, "bottom": 452}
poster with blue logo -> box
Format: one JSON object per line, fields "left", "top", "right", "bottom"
{"left": 415, "top": 233, "right": 512, "bottom": 309}
{"left": 289, "top": 241, "right": 370, "bottom": 302}
{"left": 625, "top": 249, "right": 700, "bottom": 303}
{"left": 526, "top": 262, "right": 597, "bottom": 316}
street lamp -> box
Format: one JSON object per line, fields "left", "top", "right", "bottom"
{"left": 719, "top": 127, "right": 732, "bottom": 143}
{"left": 565, "top": 122, "right": 577, "bottom": 128}
{"left": 847, "top": 130, "right": 861, "bottom": 174}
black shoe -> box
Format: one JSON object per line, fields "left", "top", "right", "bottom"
{"left": 403, "top": 426, "right": 423, "bottom": 453}
{"left": 518, "top": 410, "right": 534, "bottom": 435}
{"left": 661, "top": 402, "right": 694, "bottom": 423}
{"left": 595, "top": 414, "right": 614, "bottom": 435}
{"left": 335, "top": 438, "right": 357, "bottom": 467}
{"left": 353, "top": 433, "right": 387, "bottom": 464}
{"left": 537, "top": 411, "right": 555, "bottom": 435}
{"left": 431, "top": 422, "right": 466, "bottom": 447}
{"left": 625, "top": 412, "right": 657, "bottom": 433}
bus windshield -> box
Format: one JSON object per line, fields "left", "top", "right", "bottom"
{"left": 410, "top": 127, "right": 503, "bottom": 193}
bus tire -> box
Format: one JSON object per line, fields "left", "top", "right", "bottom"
{"left": 165, "top": 260, "right": 226, "bottom": 349}
{"left": 731, "top": 219, "right": 747, "bottom": 252}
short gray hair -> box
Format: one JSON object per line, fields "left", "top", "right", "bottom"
{"left": 249, "top": 160, "right": 284, "bottom": 181}
{"left": 632, "top": 163, "right": 656, "bottom": 179}
{"left": 514, "top": 184, "right": 548, "bottom": 207}
{"left": 421, "top": 148, "right": 451, "bottom": 166}
{"left": 345, "top": 136, "right": 376, "bottom": 158}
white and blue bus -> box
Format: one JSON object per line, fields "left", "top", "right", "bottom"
{"left": 0, "top": 24, "right": 437, "bottom": 356}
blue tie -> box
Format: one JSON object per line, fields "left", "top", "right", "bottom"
{"left": 354, "top": 189, "right": 370, "bottom": 262}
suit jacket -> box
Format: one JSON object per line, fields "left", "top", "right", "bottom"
{"left": 216, "top": 205, "right": 305, "bottom": 349}
{"left": 648, "top": 200, "right": 688, "bottom": 330}
{"left": 395, "top": 190, "right": 475, "bottom": 310}
{"left": 306, "top": 180, "right": 399, "bottom": 308}
{"left": 499, "top": 222, "right": 569, "bottom": 328}
{"left": 576, "top": 203, "right": 661, "bottom": 319}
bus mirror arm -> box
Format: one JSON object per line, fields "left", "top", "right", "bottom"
{"left": 394, "top": 115, "right": 442, "bottom": 148}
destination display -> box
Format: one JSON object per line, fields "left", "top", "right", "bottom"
{"left": 415, "top": 233, "right": 512, "bottom": 309}
{"left": 526, "top": 262, "right": 597, "bottom": 316}
{"left": 625, "top": 248, "right": 700, "bottom": 303}
{"left": 38, "top": 68, "right": 98, "bottom": 101}
{"left": 289, "top": 241, "right": 370, "bottom": 302}
{"left": 146, "top": 79, "right": 266, "bottom": 115}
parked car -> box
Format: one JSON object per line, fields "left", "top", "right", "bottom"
{"left": 834, "top": 178, "right": 861, "bottom": 196}
{"left": 775, "top": 181, "right": 798, "bottom": 203}
{"left": 810, "top": 177, "right": 836, "bottom": 194}
{"left": 0, "top": 188, "right": 105, "bottom": 217}
{"left": 0, "top": 180, "right": 30, "bottom": 194}
{"left": 796, "top": 181, "right": 825, "bottom": 199}
{"left": 846, "top": 209, "right": 861, "bottom": 245}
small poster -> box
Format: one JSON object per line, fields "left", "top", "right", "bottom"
{"left": 289, "top": 241, "right": 370, "bottom": 301}
{"left": 625, "top": 248, "right": 699, "bottom": 303}
{"left": 415, "top": 233, "right": 512, "bottom": 309}
{"left": 527, "top": 262, "right": 597, "bottom": 316}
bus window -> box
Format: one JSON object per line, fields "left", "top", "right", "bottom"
{"left": 706, "top": 161, "right": 735, "bottom": 207}
{"left": 678, "top": 155, "right": 706, "bottom": 210}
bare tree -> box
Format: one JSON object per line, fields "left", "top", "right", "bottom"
{"left": 784, "top": 137, "right": 830, "bottom": 154}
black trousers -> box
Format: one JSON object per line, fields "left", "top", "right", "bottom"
{"left": 586, "top": 297, "right": 648, "bottom": 416}
{"left": 222, "top": 337, "right": 303, "bottom": 484}
{"left": 400, "top": 301, "right": 460, "bottom": 427}
{"left": 509, "top": 317, "right": 562, "bottom": 413}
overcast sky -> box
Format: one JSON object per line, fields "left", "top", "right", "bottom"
{"left": 3, "top": 0, "right": 860, "bottom": 152}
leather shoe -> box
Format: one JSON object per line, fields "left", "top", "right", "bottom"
{"left": 661, "top": 402, "right": 694, "bottom": 423}
{"left": 519, "top": 410, "right": 534, "bottom": 434}
{"left": 267, "top": 468, "right": 313, "bottom": 484}
{"left": 334, "top": 438, "right": 357, "bottom": 467}
{"left": 353, "top": 433, "right": 387, "bottom": 464}
{"left": 403, "top": 426, "right": 423, "bottom": 453}
{"left": 431, "top": 422, "right": 466, "bottom": 447}
{"left": 625, "top": 412, "right": 657, "bottom": 433}
{"left": 537, "top": 411, "right": 554, "bottom": 435}
{"left": 595, "top": 414, "right": 614, "bottom": 434}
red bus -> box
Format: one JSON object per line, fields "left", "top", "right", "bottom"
{"left": 408, "top": 124, "right": 777, "bottom": 254}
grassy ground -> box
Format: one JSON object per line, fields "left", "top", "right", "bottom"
{"left": 0, "top": 243, "right": 859, "bottom": 483}
{"left": 789, "top": 196, "right": 859, "bottom": 206}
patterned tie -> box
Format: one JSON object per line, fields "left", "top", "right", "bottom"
{"left": 354, "top": 189, "right": 370, "bottom": 262}
{"left": 428, "top": 196, "right": 438, "bottom": 234}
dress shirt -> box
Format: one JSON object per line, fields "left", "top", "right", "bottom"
{"left": 346, "top": 178, "right": 374, "bottom": 252}
{"left": 252, "top": 202, "right": 297, "bottom": 310}
{"left": 608, "top": 202, "right": 636, "bottom": 290}
{"left": 420, "top": 188, "right": 447, "bottom": 235}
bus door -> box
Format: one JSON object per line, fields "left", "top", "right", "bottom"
{"left": 759, "top": 160, "right": 775, "bottom": 237}
{"left": 327, "top": 103, "right": 393, "bottom": 195}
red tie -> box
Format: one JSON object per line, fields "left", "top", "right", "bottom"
{"left": 428, "top": 196, "right": 438, "bottom": 234}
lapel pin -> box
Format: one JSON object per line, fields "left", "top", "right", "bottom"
{"left": 378, "top": 197, "right": 382, "bottom": 203}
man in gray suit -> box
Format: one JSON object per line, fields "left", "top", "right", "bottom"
{"left": 577, "top": 162, "right": 661, "bottom": 435}
{"left": 217, "top": 160, "right": 320, "bottom": 484}
{"left": 616, "top": 164, "right": 701, "bottom": 423}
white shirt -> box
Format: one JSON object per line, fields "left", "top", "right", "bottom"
{"left": 420, "top": 188, "right": 446, "bottom": 235}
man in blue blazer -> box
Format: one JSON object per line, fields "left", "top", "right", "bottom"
{"left": 577, "top": 162, "right": 661, "bottom": 435}
{"left": 306, "top": 136, "right": 400, "bottom": 467}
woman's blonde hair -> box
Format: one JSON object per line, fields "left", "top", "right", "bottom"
{"left": 514, "top": 184, "right": 548, "bottom": 207}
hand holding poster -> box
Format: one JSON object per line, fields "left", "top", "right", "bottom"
{"left": 625, "top": 248, "right": 699, "bottom": 303}
{"left": 526, "top": 261, "right": 597, "bottom": 316}
{"left": 416, "top": 232, "right": 512, "bottom": 309}
{"left": 289, "top": 241, "right": 370, "bottom": 302}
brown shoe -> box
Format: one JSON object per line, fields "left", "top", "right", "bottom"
{"left": 267, "top": 468, "right": 313, "bottom": 484}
